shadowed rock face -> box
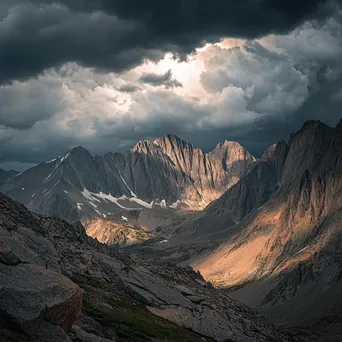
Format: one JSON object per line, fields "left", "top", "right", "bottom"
{"left": 0, "top": 135, "right": 256, "bottom": 223}
{"left": 0, "top": 192, "right": 294, "bottom": 342}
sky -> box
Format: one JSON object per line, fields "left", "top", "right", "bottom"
{"left": 0, "top": 0, "right": 342, "bottom": 171}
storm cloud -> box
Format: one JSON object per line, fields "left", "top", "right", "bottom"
{"left": 0, "top": 0, "right": 338, "bottom": 84}
{"left": 0, "top": 1, "right": 342, "bottom": 171}
{"left": 139, "top": 70, "right": 183, "bottom": 88}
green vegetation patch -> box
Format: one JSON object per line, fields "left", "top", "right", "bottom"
{"left": 82, "top": 284, "right": 214, "bottom": 342}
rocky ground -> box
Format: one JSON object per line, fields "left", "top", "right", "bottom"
{"left": 0, "top": 192, "right": 297, "bottom": 342}
{"left": 82, "top": 216, "right": 152, "bottom": 246}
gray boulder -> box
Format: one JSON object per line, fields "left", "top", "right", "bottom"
{"left": 0, "top": 263, "right": 82, "bottom": 342}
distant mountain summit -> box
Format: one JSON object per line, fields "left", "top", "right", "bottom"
{"left": 154, "top": 135, "right": 256, "bottom": 203}
{"left": 0, "top": 135, "right": 256, "bottom": 222}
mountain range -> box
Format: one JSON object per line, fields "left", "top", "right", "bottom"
{"left": 0, "top": 134, "right": 255, "bottom": 224}
{"left": 130, "top": 119, "right": 342, "bottom": 341}
{"left": 2, "top": 119, "right": 342, "bottom": 341}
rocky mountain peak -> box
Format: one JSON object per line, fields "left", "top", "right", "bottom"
{"left": 65, "top": 146, "right": 95, "bottom": 162}
{"left": 154, "top": 134, "right": 194, "bottom": 151}
{"left": 222, "top": 140, "right": 243, "bottom": 148}
{"left": 209, "top": 140, "right": 255, "bottom": 160}
{"left": 261, "top": 144, "right": 277, "bottom": 160}
{"left": 154, "top": 134, "right": 201, "bottom": 165}
{"left": 131, "top": 139, "right": 162, "bottom": 155}
{"left": 288, "top": 120, "right": 331, "bottom": 142}
{"left": 208, "top": 139, "right": 256, "bottom": 177}
{"left": 69, "top": 145, "right": 90, "bottom": 155}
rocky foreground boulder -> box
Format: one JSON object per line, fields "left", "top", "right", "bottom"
{"left": 0, "top": 264, "right": 82, "bottom": 342}
{"left": 0, "top": 192, "right": 296, "bottom": 342}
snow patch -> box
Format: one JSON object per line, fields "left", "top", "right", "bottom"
{"left": 21, "top": 187, "right": 25, "bottom": 190}
{"left": 44, "top": 189, "right": 52, "bottom": 196}
{"left": 155, "top": 199, "right": 167, "bottom": 208}
{"left": 129, "top": 197, "right": 153, "bottom": 209}
{"left": 64, "top": 190, "right": 68, "bottom": 194}
{"left": 122, "top": 216, "right": 128, "bottom": 222}
{"left": 159, "top": 240, "right": 168, "bottom": 244}
{"left": 60, "top": 152, "right": 70, "bottom": 163}
{"left": 77, "top": 202, "right": 83, "bottom": 210}
{"left": 119, "top": 173, "right": 136, "bottom": 197}
{"left": 93, "top": 191, "right": 130, "bottom": 210}
{"left": 44, "top": 172, "right": 53, "bottom": 183}
{"left": 46, "top": 158, "right": 57, "bottom": 163}
{"left": 81, "top": 188, "right": 101, "bottom": 203}
{"left": 93, "top": 208, "right": 106, "bottom": 218}
{"left": 15, "top": 172, "right": 22, "bottom": 177}
{"left": 81, "top": 188, "right": 131, "bottom": 210}
{"left": 52, "top": 181, "right": 60, "bottom": 188}
{"left": 112, "top": 161, "right": 137, "bottom": 197}
{"left": 81, "top": 187, "right": 170, "bottom": 211}
{"left": 169, "top": 200, "right": 184, "bottom": 209}
{"left": 88, "top": 201, "right": 98, "bottom": 209}
{"left": 32, "top": 193, "right": 36, "bottom": 198}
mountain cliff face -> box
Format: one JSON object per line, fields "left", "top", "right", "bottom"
{"left": 0, "top": 192, "right": 295, "bottom": 342}
{"left": 145, "top": 120, "right": 342, "bottom": 341}
{"left": 154, "top": 135, "right": 256, "bottom": 203}
{"left": 0, "top": 135, "right": 256, "bottom": 223}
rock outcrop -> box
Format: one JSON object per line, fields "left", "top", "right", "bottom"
{"left": 82, "top": 216, "right": 151, "bottom": 245}
{"left": 0, "top": 264, "right": 82, "bottom": 342}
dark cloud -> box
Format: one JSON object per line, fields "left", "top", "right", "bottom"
{"left": 117, "top": 84, "right": 141, "bottom": 93}
{"left": 0, "top": 0, "right": 338, "bottom": 83}
{"left": 0, "top": 5, "right": 342, "bottom": 170}
{"left": 139, "top": 70, "right": 183, "bottom": 88}
{"left": 0, "top": 78, "right": 64, "bottom": 129}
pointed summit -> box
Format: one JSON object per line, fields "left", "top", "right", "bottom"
{"left": 69, "top": 145, "right": 90, "bottom": 154}
{"left": 261, "top": 144, "right": 277, "bottom": 160}
{"left": 154, "top": 134, "right": 194, "bottom": 151}
{"left": 131, "top": 140, "right": 162, "bottom": 155}
{"left": 289, "top": 120, "right": 332, "bottom": 142}
{"left": 58, "top": 146, "right": 93, "bottom": 165}
{"left": 208, "top": 140, "right": 256, "bottom": 174}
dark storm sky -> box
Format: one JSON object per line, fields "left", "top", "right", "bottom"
{"left": 0, "top": 0, "right": 342, "bottom": 170}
